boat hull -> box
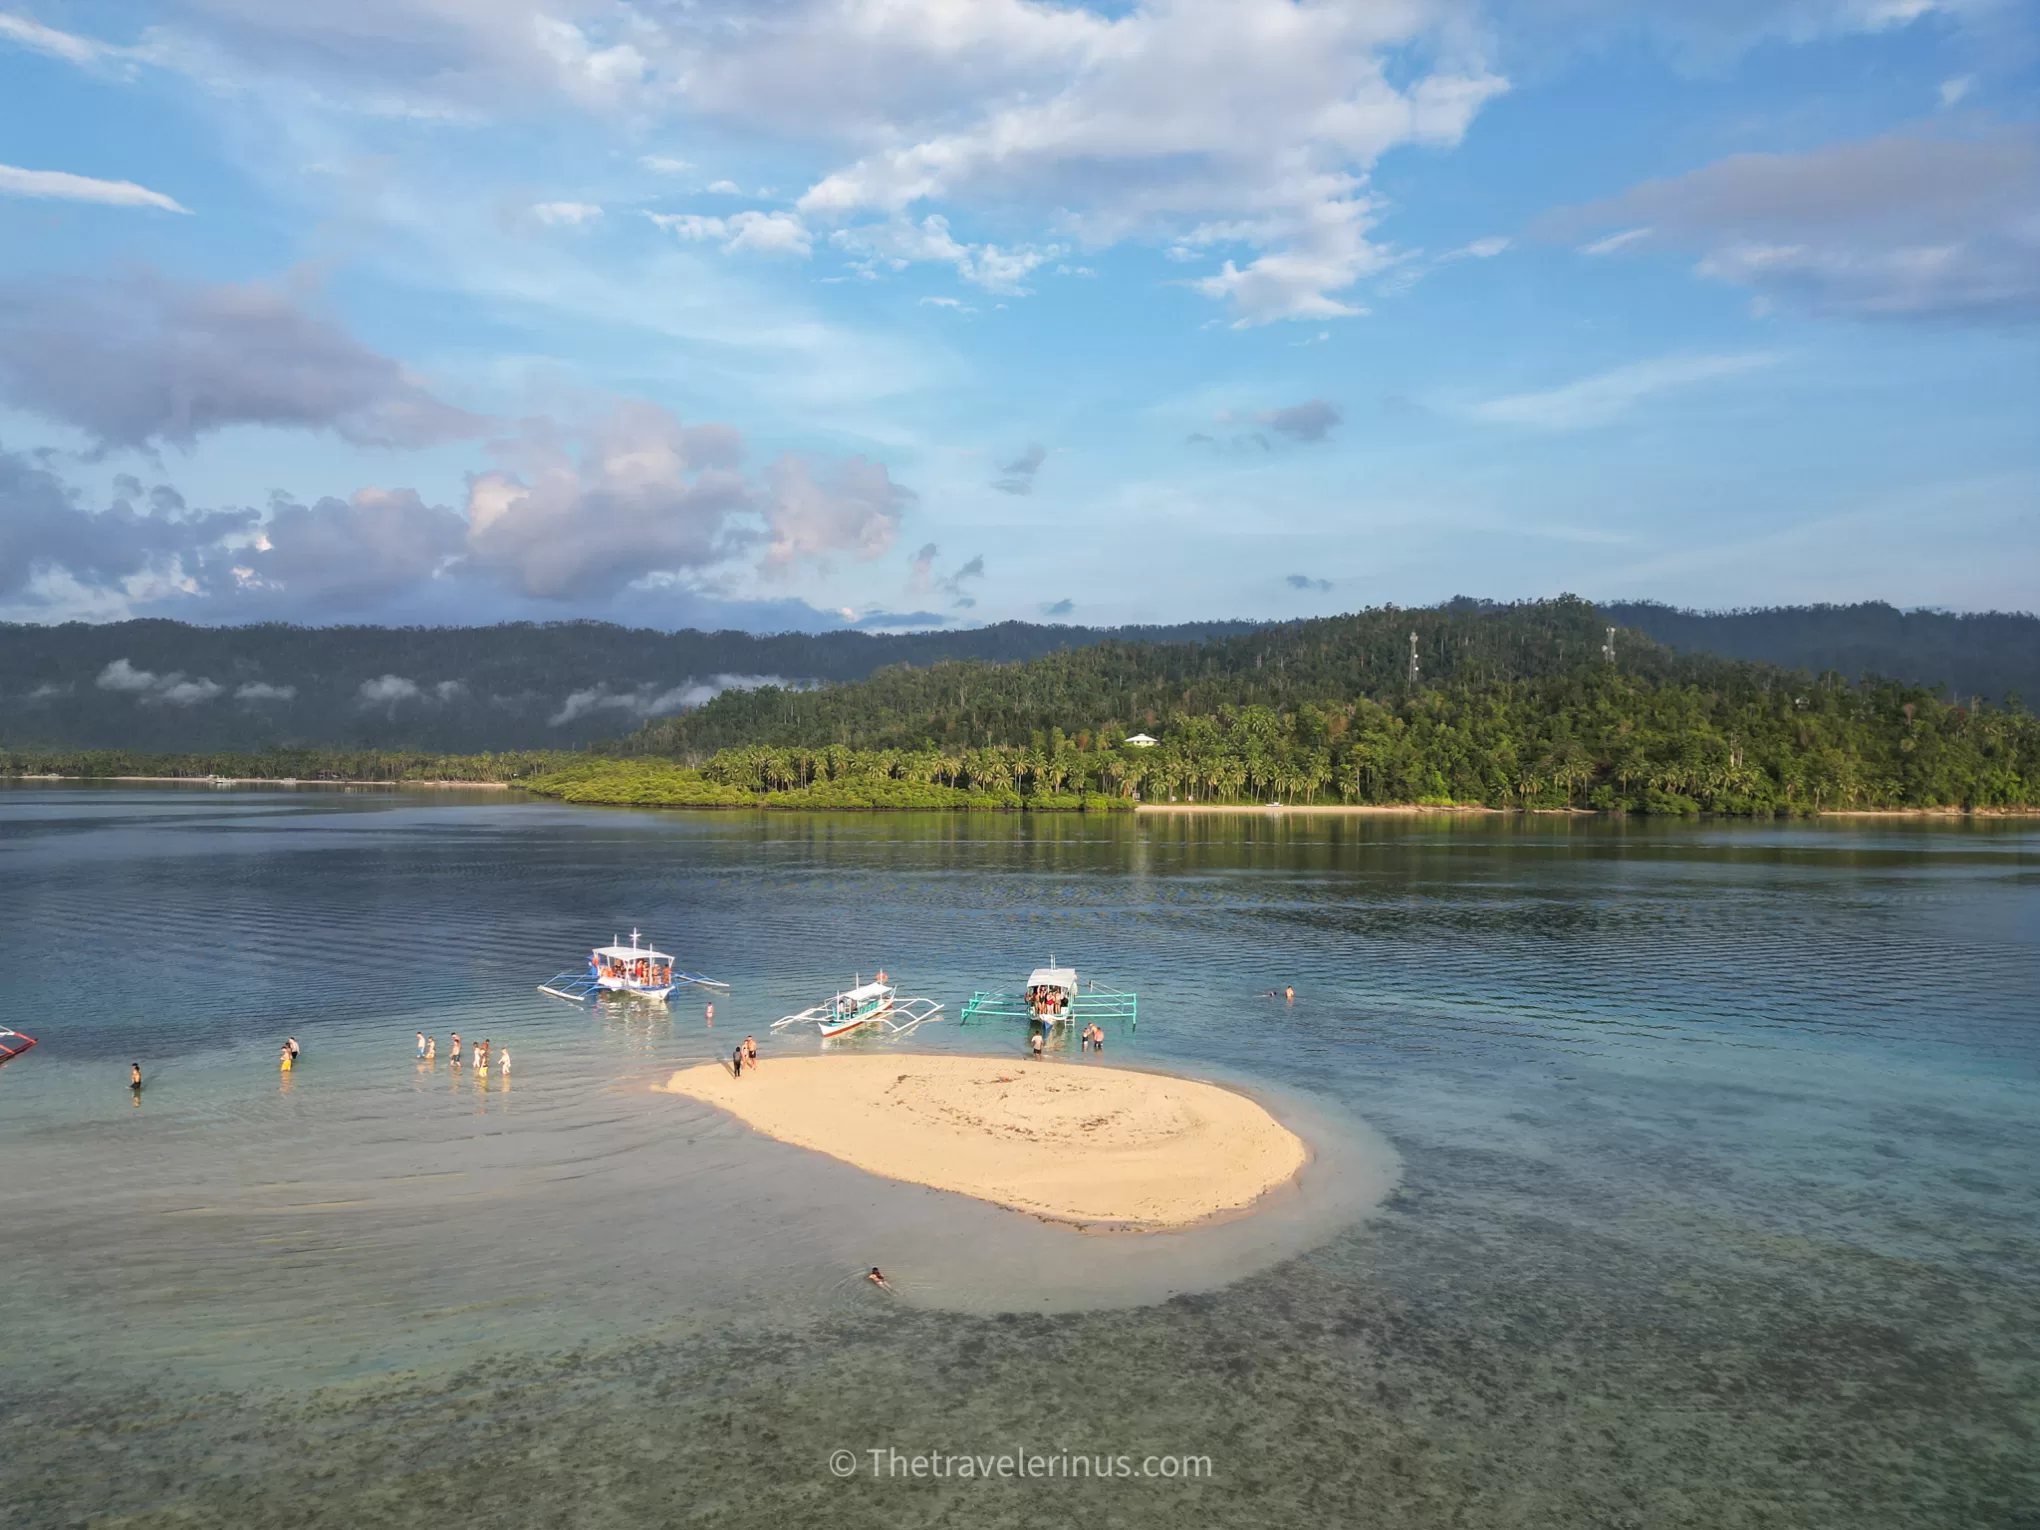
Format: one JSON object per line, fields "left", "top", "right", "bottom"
{"left": 819, "top": 999, "right": 895, "bottom": 1037}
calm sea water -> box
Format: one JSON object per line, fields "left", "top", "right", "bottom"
{"left": 2, "top": 787, "right": 2035, "bottom": 1528}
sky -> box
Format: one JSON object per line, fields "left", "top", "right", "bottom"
{"left": 0, "top": 0, "right": 2034, "bottom": 634}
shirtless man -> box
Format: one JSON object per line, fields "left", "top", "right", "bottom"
{"left": 744, "top": 1036, "right": 758, "bottom": 1070}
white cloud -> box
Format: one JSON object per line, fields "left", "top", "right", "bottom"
{"left": 1448, "top": 236, "right": 1511, "bottom": 259}
{"left": 532, "top": 200, "right": 602, "bottom": 226}
{"left": 0, "top": 13, "right": 114, "bottom": 65}
{"left": 705, "top": 179, "right": 743, "bottom": 195}
{"left": 358, "top": 674, "right": 422, "bottom": 705}
{"left": 1471, "top": 353, "right": 1777, "bottom": 430}
{"left": 234, "top": 681, "right": 296, "bottom": 702}
{"left": 639, "top": 155, "right": 692, "bottom": 173}
{"left": 464, "top": 399, "right": 905, "bottom": 597}
{"left": 646, "top": 209, "right": 812, "bottom": 257}
{"left": 94, "top": 657, "right": 223, "bottom": 705}
{"left": 758, "top": 454, "right": 911, "bottom": 577}
{"left": 1555, "top": 130, "right": 2040, "bottom": 321}
{"left": 0, "top": 162, "right": 188, "bottom": 212}
{"left": 1938, "top": 75, "right": 1974, "bottom": 107}
{"left": 548, "top": 674, "right": 790, "bottom": 726}
{"left": 96, "top": 658, "right": 160, "bottom": 693}
{"left": 788, "top": 1, "right": 1505, "bottom": 322}
{"left": 1579, "top": 226, "right": 1654, "bottom": 257}
{"left": 831, "top": 215, "right": 1050, "bottom": 293}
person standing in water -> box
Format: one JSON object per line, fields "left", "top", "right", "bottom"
{"left": 285, "top": 1037, "right": 301, "bottom": 1065}
{"left": 705, "top": 1002, "right": 714, "bottom": 1026}
{"left": 280, "top": 1043, "right": 293, "bottom": 1072}
{"left": 425, "top": 1036, "right": 436, "bottom": 1062}
{"left": 130, "top": 1062, "right": 143, "bottom": 1094}
{"left": 498, "top": 1047, "right": 510, "bottom": 1080}
{"left": 450, "top": 1033, "right": 462, "bottom": 1066}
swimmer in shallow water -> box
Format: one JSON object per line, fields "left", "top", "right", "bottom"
{"left": 130, "top": 1062, "right": 143, "bottom": 1093}
{"left": 867, "top": 1267, "right": 891, "bottom": 1291}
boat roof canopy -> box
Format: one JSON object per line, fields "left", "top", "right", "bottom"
{"left": 840, "top": 980, "right": 892, "bottom": 1003}
{"left": 594, "top": 943, "right": 671, "bottom": 962}
{"left": 1028, "top": 966, "right": 1077, "bottom": 989}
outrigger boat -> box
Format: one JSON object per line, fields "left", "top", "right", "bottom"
{"left": 0, "top": 1027, "right": 36, "bottom": 1063}
{"left": 772, "top": 974, "right": 943, "bottom": 1039}
{"left": 960, "top": 959, "right": 1138, "bottom": 1033}
{"left": 538, "top": 930, "right": 727, "bottom": 1003}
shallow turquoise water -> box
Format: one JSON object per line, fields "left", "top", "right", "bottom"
{"left": 2, "top": 787, "right": 2035, "bottom": 1527}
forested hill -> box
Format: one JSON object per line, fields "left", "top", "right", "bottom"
{"left": 0, "top": 616, "right": 1255, "bottom": 752}
{"left": 625, "top": 598, "right": 1690, "bottom": 755}
{"left": 1602, "top": 602, "right": 2037, "bottom": 704}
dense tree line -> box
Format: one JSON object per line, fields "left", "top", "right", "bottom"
{"left": 0, "top": 748, "right": 561, "bottom": 783}
{"left": 1604, "top": 600, "right": 2037, "bottom": 704}
{"left": 0, "top": 615, "right": 1256, "bottom": 752}
{"left": 607, "top": 600, "right": 2038, "bottom": 813}
{"left": 626, "top": 598, "right": 1658, "bottom": 755}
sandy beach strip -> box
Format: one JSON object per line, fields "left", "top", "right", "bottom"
{"left": 1136, "top": 802, "right": 1497, "bottom": 815}
{"left": 662, "top": 1053, "right": 1308, "bottom": 1229}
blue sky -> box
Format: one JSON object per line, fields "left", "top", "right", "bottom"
{"left": 0, "top": 0, "right": 2033, "bottom": 632}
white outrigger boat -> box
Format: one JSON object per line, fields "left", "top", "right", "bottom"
{"left": 960, "top": 959, "right": 1138, "bottom": 1033}
{"left": 772, "top": 974, "right": 943, "bottom": 1039}
{"left": 538, "top": 930, "right": 728, "bottom": 1003}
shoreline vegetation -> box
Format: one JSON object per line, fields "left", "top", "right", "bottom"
{"left": 4, "top": 602, "right": 2037, "bottom": 816}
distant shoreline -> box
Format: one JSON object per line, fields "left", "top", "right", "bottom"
{"left": 3, "top": 774, "right": 514, "bottom": 790}
{"left": 5, "top": 776, "right": 2034, "bottom": 816}
{"left": 1134, "top": 802, "right": 2040, "bottom": 819}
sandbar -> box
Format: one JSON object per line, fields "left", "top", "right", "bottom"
{"left": 662, "top": 1054, "right": 1308, "bottom": 1229}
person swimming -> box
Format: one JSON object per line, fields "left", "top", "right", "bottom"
{"left": 867, "top": 1267, "right": 891, "bottom": 1290}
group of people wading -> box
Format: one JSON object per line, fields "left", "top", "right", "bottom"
{"left": 415, "top": 1029, "right": 510, "bottom": 1080}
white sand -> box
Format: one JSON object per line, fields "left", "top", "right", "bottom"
{"left": 662, "top": 1053, "right": 1308, "bottom": 1229}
